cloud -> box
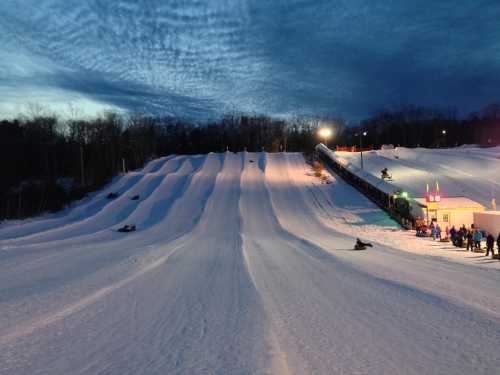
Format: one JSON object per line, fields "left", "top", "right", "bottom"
{"left": 1, "top": 0, "right": 499, "bottom": 121}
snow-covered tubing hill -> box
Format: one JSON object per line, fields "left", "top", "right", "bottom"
{"left": 1, "top": 152, "right": 499, "bottom": 374}
{"left": 334, "top": 145, "right": 500, "bottom": 208}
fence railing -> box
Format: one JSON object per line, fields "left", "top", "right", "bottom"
{"left": 335, "top": 145, "right": 374, "bottom": 152}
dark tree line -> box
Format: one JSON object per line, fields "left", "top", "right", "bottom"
{"left": 1, "top": 103, "right": 498, "bottom": 220}
{"left": 0, "top": 112, "right": 321, "bottom": 220}
{"left": 339, "top": 104, "right": 500, "bottom": 149}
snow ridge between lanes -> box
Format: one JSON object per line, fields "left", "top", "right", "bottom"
{"left": 239, "top": 151, "right": 291, "bottom": 375}
{"left": 0, "top": 154, "right": 223, "bottom": 334}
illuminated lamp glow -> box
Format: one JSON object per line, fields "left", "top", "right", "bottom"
{"left": 318, "top": 128, "right": 333, "bottom": 139}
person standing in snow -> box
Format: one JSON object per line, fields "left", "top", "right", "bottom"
{"left": 450, "top": 226, "right": 457, "bottom": 245}
{"left": 461, "top": 225, "right": 468, "bottom": 244}
{"left": 436, "top": 224, "right": 441, "bottom": 240}
{"left": 485, "top": 233, "right": 495, "bottom": 258}
{"left": 497, "top": 233, "right": 500, "bottom": 257}
{"left": 473, "top": 229, "right": 482, "bottom": 250}
{"left": 431, "top": 225, "right": 437, "bottom": 240}
{"left": 466, "top": 230, "right": 474, "bottom": 251}
{"left": 455, "top": 228, "right": 467, "bottom": 247}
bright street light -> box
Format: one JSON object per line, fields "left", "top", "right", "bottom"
{"left": 441, "top": 129, "right": 447, "bottom": 147}
{"left": 357, "top": 131, "right": 368, "bottom": 169}
{"left": 318, "top": 127, "right": 333, "bottom": 147}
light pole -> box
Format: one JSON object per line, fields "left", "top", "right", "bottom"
{"left": 441, "top": 129, "right": 447, "bottom": 147}
{"left": 357, "top": 131, "right": 367, "bottom": 170}
{"left": 318, "top": 127, "right": 333, "bottom": 148}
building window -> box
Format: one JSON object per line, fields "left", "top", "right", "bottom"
{"left": 442, "top": 213, "right": 449, "bottom": 222}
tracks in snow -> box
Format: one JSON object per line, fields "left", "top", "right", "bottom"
{"left": 1, "top": 152, "right": 500, "bottom": 375}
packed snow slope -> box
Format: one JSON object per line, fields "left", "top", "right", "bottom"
{"left": 335, "top": 146, "right": 500, "bottom": 207}
{"left": 1, "top": 152, "right": 499, "bottom": 375}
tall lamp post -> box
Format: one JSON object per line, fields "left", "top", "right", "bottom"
{"left": 356, "top": 131, "right": 367, "bottom": 170}
{"left": 441, "top": 129, "right": 447, "bottom": 147}
{"left": 318, "top": 127, "right": 333, "bottom": 148}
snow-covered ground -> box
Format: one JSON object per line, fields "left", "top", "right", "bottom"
{"left": 1, "top": 152, "right": 499, "bottom": 374}
{"left": 334, "top": 145, "right": 500, "bottom": 208}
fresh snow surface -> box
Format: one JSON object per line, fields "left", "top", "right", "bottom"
{"left": 334, "top": 146, "right": 500, "bottom": 208}
{"left": 1, "top": 152, "right": 499, "bottom": 375}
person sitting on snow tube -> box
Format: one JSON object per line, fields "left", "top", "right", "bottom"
{"left": 381, "top": 168, "right": 390, "bottom": 180}
{"left": 117, "top": 224, "right": 136, "bottom": 233}
{"left": 355, "top": 238, "right": 373, "bottom": 250}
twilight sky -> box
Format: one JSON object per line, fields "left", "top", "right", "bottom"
{"left": 1, "top": 0, "right": 499, "bottom": 122}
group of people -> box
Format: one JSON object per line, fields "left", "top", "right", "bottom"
{"left": 415, "top": 221, "right": 443, "bottom": 240}
{"left": 449, "top": 225, "right": 482, "bottom": 249}
{"left": 416, "top": 220, "right": 500, "bottom": 259}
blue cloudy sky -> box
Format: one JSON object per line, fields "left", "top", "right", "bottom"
{"left": 1, "top": 0, "right": 499, "bottom": 122}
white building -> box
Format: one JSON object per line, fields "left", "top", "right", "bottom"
{"left": 412, "top": 196, "right": 485, "bottom": 228}
{"left": 473, "top": 211, "right": 500, "bottom": 236}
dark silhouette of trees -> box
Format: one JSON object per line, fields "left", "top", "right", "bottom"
{"left": 0, "top": 112, "right": 321, "bottom": 220}
{"left": 0, "top": 103, "right": 498, "bottom": 220}
{"left": 338, "top": 104, "right": 499, "bottom": 149}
